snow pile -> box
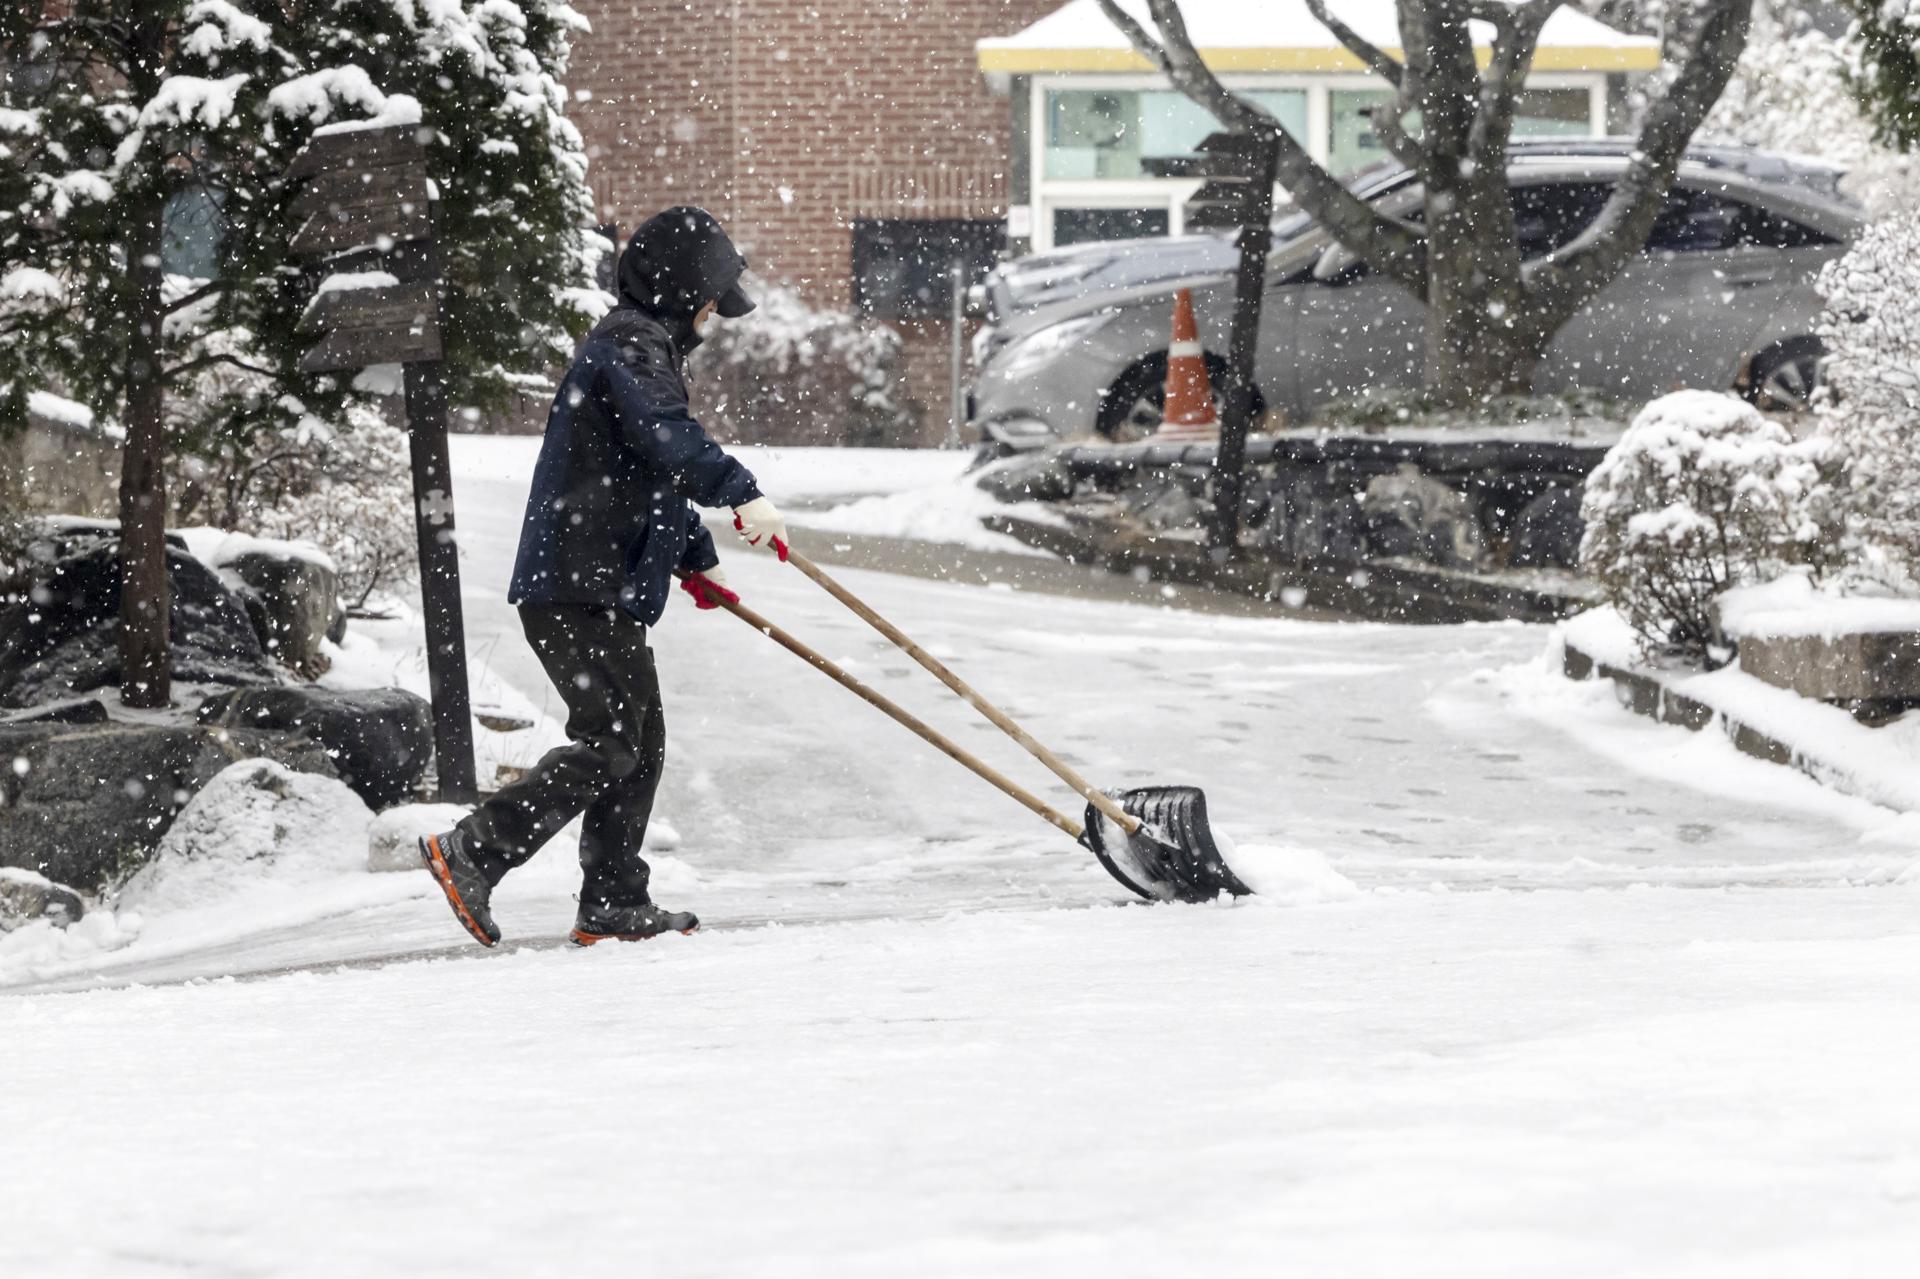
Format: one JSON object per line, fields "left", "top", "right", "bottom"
{"left": 0, "top": 909, "right": 140, "bottom": 986}
{"left": 1580, "top": 391, "right": 1847, "bottom": 663}
{"left": 1218, "top": 839, "right": 1360, "bottom": 906}
{"left": 367, "top": 803, "right": 473, "bottom": 873}
{"left": 118, "top": 760, "right": 373, "bottom": 916}
{"left": 1716, "top": 569, "right": 1920, "bottom": 640}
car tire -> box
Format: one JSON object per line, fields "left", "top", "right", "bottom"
{"left": 1096, "top": 354, "right": 1267, "bottom": 443}
{"left": 1743, "top": 338, "right": 1823, "bottom": 413}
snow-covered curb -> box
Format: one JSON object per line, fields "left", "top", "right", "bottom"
{"left": 1558, "top": 608, "right": 1920, "bottom": 812}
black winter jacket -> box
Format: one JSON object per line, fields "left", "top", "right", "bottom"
{"left": 507, "top": 305, "right": 760, "bottom": 624}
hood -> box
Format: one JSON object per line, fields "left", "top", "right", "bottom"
{"left": 616, "top": 206, "right": 755, "bottom": 329}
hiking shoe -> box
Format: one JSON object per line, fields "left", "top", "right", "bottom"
{"left": 570, "top": 898, "right": 700, "bottom": 946}
{"left": 419, "top": 830, "right": 501, "bottom": 947}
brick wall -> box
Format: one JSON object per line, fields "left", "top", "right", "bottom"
{"left": 567, "top": 1, "right": 1057, "bottom": 438}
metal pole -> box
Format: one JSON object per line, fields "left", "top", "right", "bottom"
{"left": 401, "top": 358, "right": 479, "bottom": 804}
{"left": 1210, "top": 130, "right": 1280, "bottom": 557}
{"left": 948, "top": 258, "right": 967, "bottom": 449}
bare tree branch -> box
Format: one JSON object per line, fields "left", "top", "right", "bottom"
{"left": 1468, "top": 0, "right": 1563, "bottom": 160}
{"left": 1525, "top": 0, "right": 1753, "bottom": 319}
{"left": 1096, "top": 0, "right": 1428, "bottom": 293}
{"left": 1370, "top": 86, "right": 1425, "bottom": 172}
{"left": 163, "top": 279, "right": 228, "bottom": 316}
{"left": 1305, "top": 0, "right": 1404, "bottom": 88}
{"left": 162, "top": 351, "right": 275, "bottom": 382}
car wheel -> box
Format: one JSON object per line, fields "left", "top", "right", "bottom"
{"left": 1744, "top": 340, "right": 1822, "bottom": 413}
{"left": 1096, "top": 355, "right": 1265, "bottom": 443}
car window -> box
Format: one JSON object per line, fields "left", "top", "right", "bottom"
{"left": 1648, "top": 189, "right": 1840, "bottom": 252}
{"left": 1509, "top": 182, "right": 1612, "bottom": 257}
{"left": 1729, "top": 202, "right": 1838, "bottom": 249}
{"left": 1647, "top": 189, "right": 1741, "bottom": 252}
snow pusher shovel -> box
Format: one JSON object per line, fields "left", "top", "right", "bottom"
{"left": 685, "top": 560, "right": 1249, "bottom": 903}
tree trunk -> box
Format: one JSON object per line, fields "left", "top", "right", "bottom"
{"left": 118, "top": 196, "right": 171, "bottom": 709}
{"left": 1422, "top": 189, "right": 1541, "bottom": 406}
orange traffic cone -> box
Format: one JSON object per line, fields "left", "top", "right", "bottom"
{"left": 1156, "top": 288, "right": 1218, "bottom": 441}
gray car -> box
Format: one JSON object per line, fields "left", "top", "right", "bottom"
{"left": 969, "top": 142, "right": 1862, "bottom": 448}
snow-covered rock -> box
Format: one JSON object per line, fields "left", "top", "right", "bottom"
{"left": 366, "top": 802, "right": 471, "bottom": 874}
{"left": 117, "top": 760, "right": 372, "bottom": 915}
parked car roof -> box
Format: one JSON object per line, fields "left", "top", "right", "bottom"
{"left": 984, "top": 141, "right": 1859, "bottom": 320}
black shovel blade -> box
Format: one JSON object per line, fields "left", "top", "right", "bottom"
{"left": 1078, "top": 785, "right": 1253, "bottom": 904}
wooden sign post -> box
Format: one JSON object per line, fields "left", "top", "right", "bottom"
{"left": 1146, "top": 129, "right": 1281, "bottom": 555}
{"left": 287, "top": 125, "right": 479, "bottom": 804}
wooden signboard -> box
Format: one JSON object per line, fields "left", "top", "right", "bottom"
{"left": 1190, "top": 132, "right": 1278, "bottom": 553}
{"left": 285, "top": 124, "right": 477, "bottom": 804}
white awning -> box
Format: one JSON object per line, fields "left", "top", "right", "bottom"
{"left": 978, "top": 0, "right": 1660, "bottom": 76}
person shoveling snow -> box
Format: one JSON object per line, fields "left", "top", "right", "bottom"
{"left": 420, "top": 206, "right": 788, "bottom": 948}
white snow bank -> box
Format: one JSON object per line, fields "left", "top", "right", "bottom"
{"left": 119, "top": 760, "right": 374, "bottom": 915}
{"left": 0, "top": 910, "right": 140, "bottom": 985}
{"left": 1560, "top": 605, "right": 1639, "bottom": 668}
{"left": 1717, "top": 570, "right": 1920, "bottom": 639}
{"left": 726, "top": 445, "right": 976, "bottom": 502}
{"left": 803, "top": 480, "right": 1058, "bottom": 556}
{"left": 176, "top": 524, "right": 339, "bottom": 574}
{"left": 1553, "top": 609, "right": 1920, "bottom": 816}
{"left": 447, "top": 435, "right": 979, "bottom": 507}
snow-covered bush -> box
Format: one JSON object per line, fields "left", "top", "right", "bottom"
{"left": 1580, "top": 391, "right": 1847, "bottom": 663}
{"left": 174, "top": 401, "right": 417, "bottom": 612}
{"left": 688, "top": 275, "right": 918, "bottom": 446}
{"left": 1815, "top": 212, "right": 1920, "bottom": 589}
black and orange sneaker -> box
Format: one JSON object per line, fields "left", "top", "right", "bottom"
{"left": 570, "top": 898, "right": 699, "bottom": 946}
{"left": 418, "top": 830, "right": 501, "bottom": 947}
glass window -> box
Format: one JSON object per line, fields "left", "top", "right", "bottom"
{"left": 1512, "top": 88, "right": 1594, "bottom": 138}
{"left": 851, "top": 218, "right": 1004, "bottom": 318}
{"left": 1510, "top": 182, "right": 1611, "bottom": 257}
{"left": 1044, "top": 88, "right": 1307, "bottom": 180}
{"left": 1329, "top": 90, "right": 1413, "bottom": 177}
{"left": 1731, "top": 203, "right": 1837, "bottom": 249}
{"left": 1330, "top": 87, "right": 1591, "bottom": 175}
{"left": 1052, "top": 207, "right": 1170, "bottom": 247}
{"left": 161, "top": 186, "right": 224, "bottom": 279}
{"left": 1646, "top": 189, "right": 1741, "bottom": 253}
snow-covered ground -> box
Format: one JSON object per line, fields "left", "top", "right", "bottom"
{"left": 6, "top": 439, "right": 1920, "bottom": 1274}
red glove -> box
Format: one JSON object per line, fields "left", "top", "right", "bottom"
{"left": 679, "top": 568, "right": 739, "bottom": 611}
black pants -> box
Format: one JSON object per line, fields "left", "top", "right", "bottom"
{"left": 458, "top": 605, "right": 666, "bottom": 908}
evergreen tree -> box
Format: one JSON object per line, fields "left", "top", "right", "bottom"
{"left": 1847, "top": 0, "right": 1920, "bottom": 152}
{"left": 0, "top": 1, "right": 600, "bottom": 707}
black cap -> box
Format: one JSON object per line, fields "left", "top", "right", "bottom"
{"left": 617, "top": 206, "right": 756, "bottom": 318}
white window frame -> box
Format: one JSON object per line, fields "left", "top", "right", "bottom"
{"left": 1027, "top": 71, "right": 1608, "bottom": 253}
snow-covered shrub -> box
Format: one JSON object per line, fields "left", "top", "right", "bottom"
{"left": 174, "top": 401, "right": 417, "bottom": 612}
{"left": 1699, "top": 3, "right": 1920, "bottom": 214}
{"left": 1815, "top": 213, "right": 1920, "bottom": 590}
{"left": 1580, "top": 391, "right": 1847, "bottom": 663}
{"left": 689, "top": 275, "right": 918, "bottom": 446}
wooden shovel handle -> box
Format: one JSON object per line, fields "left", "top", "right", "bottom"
{"left": 686, "top": 577, "right": 1085, "bottom": 841}
{"left": 785, "top": 550, "right": 1142, "bottom": 835}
